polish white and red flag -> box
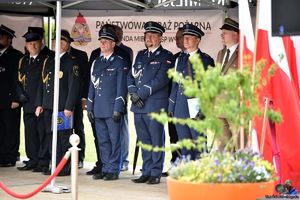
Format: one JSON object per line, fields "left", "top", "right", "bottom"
{"left": 255, "top": 0, "right": 300, "bottom": 189}
{"left": 238, "top": 0, "right": 255, "bottom": 70}
{"left": 238, "top": 0, "right": 260, "bottom": 153}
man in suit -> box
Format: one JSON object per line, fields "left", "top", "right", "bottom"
{"left": 114, "top": 25, "right": 133, "bottom": 171}
{"left": 168, "top": 24, "right": 214, "bottom": 160}
{"left": 17, "top": 27, "right": 54, "bottom": 172}
{"left": 216, "top": 18, "right": 239, "bottom": 150}
{"left": 86, "top": 24, "right": 132, "bottom": 176}
{"left": 87, "top": 28, "right": 128, "bottom": 181}
{"left": 35, "top": 30, "right": 80, "bottom": 176}
{"left": 60, "top": 29, "right": 89, "bottom": 168}
{"left": 128, "top": 21, "right": 174, "bottom": 184}
{"left": 0, "top": 25, "right": 23, "bottom": 167}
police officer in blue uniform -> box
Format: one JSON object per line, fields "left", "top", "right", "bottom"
{"left": 128, "top": 21, "right": 174, "bottom": 184}
{"left": 87, "top": 28, "right": 128, "bottom": 181}
{"left": 0, "top": 25, "right": 23, "bottom": 167}
{"left": 17, "top": 27, "right": 54, "bottom": 172}
{"left": 168, "top": 24, "right": 214, "bottom": 160}
{"left": 86, "top": 24, "right": 132, "bottom": 176}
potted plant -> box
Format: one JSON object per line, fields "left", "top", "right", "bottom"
{"left": 147, "top": 55, "right": 281, "bottom": 200}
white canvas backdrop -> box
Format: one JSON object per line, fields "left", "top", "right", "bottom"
{"left": 62, "top": 9, "right": 224, "bottom": 61}
{"left": 0, "top": 14, "right": 43, "bottom": 53}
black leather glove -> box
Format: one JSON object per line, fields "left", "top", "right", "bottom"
{"left": 130, "top": 93, "right": 140, "bottom": 103}
{"left": 87, "top": 111, "right": 95, "bottom": 124}
{"left": 168, "top": 112, "right": 174, "bottom": 117}
{"left": 130, "top": 93, "right": 144, "bottom": 109}
{"left": 112, "top": 111, "right": 122, "bottom": 123}
{"left": 195, "top": 110, "right": 205, "bottom": 120}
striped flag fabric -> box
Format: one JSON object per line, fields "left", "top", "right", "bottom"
{"left": 255, "top": 0, "right": 300, "bottom": 189}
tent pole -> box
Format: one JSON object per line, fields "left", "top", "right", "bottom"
{"left": 50, "top": 0, "right": 62, "bottom": 187}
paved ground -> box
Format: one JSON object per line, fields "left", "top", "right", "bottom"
{"left": 0, "top": 162, "right": 168, "bottom": 200}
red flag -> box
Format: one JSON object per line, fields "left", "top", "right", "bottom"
{"left": 255, "top": 0, "right": 300, "bottom": 190}
{"left": 283, "top": 36, "right": 300, "bottom": 100}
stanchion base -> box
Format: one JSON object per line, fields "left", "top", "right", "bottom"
{"left": 42, "top": 185, "right": 71, "bottom": 194}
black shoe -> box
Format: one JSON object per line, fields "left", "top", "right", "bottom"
{"left": 131, "top": 175, "right": 150, "bottom": 183}
{"left": 32, "top": 166, "right": 48, "bottom": 173}
{"left": 17, "top": 164, "right": 37, "bottom": 171}
{"left": 78, "top": 161, "right": 84, "bottom": 169}
{"left": 0, "top": 162, "right": 16, "bottom": 167}
{"left": 42, "top": 170, "right": 51, "bottom": 175}
{"left": 86, "top": 166, "right": 101, "bottom": 175}
{"left": 92, "top": 172, "right": 106, "bottom": 180}
{"left": 161, "top": 172, "right": 169, "bottom": 177}
{"left": 58, "top": 171, "right": 70, "bottom": 176}
{"left": 147, "top": 176, "right": 160, "bottom": 184}
{"left": 103, "top": 173, "right": 119, "bottom": 181}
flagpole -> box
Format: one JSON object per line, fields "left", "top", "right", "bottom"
{"left": 247, "top": 0, "right": 261, "bottom": 149}
{"left": 252, "top": 0, "right": 261, "bottom": 88}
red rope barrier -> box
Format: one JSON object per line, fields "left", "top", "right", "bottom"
{"left": 0, "top": 151, "right": 70, "bottom": 199}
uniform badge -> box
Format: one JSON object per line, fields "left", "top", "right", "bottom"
{"left": 73, "top": 65, "right": 80, "bottom": 77}
{"left": 59, "top": 71, "right": 64, "bottom": 78}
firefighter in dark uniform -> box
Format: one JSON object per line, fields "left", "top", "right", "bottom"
{"left": 168, "top": 24, "right": 215, "bottom": 160}
{"left": 61, "top": 29, "right": 89, "bottom": 168}
{"left": 35, "top": 31, "right": 80, "bottom": 176}
{"left": 128, "top": 21, "right": 174, "bottom": 184}
{"left": 87, "top": 28, "right": 128, "bottom": 181}
{"left": 17, "top": 27, "right": 54, "bottom": 172}
{"left": 0, "top": 25, "right": 23, "bottom": 167}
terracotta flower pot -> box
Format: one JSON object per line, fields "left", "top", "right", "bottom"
{"left": 167, "top": 176, "right": 275, "bottom": 200}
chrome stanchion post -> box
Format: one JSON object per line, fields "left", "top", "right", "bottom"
{"left": 69, "top": 134, "right": 80, "bottom": 200}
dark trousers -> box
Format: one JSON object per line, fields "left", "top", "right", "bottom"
{"left": 37, "top": 112, "right": 51, "bottom": 167}
{"left": 168, "top": 122, "right": 180, "bottom": 163}
{"left": 23, "top": 112, "right": 40, "bottom": 165}
{"left": 175, "top": 124, "right": 206, "bottom": 160}
{"left": 0, "top": 107, "right": 21, "bottom": 164}
{"left": 73, "top": 104, "right": 85, "bottom": 162}
{"left": 134, "top": 113, "right": 164, "bottom": 178}
{"left": 91, "top": 121, "right": 102, "bottom": 169}
{"left": 95, "top": 117, "right": 122, "bottom": 174}
{"left": 44, "top": 110, "right": 71, "bottom": 173}
{"left": 121, "top": 113, "right": 129, "bottom": 166}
